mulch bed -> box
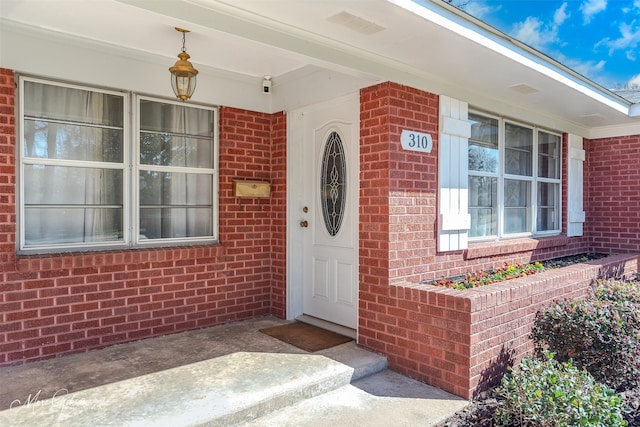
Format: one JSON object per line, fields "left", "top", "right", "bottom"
{"left": 539, "top": 252, "right": 608, "bottom": 268}
{"left": 424, "top": 253, "right": 610, "bottom": 290}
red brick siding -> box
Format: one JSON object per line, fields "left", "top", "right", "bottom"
{"left": 358, "top": 82, "right": 595, "bottom": 399}
{"left": 359, "top": 83, "right": 392, "bottom": 289}
{"left": 359, "top": 83, "right": 587, "bottom": 287}
{"left": 5, "top": 68, "right": 636, "bottom": 401}
{"left": 586, "top": 134, "right": 640, "bottom": 252}
{"left": 0, "top": 70, "right": 16, "bottom": 272}
{"left": 0, "top": 70, "right": 287, "bottom": 365}
{"left": 269, "top": 112, "right": 287, "bottom": 318}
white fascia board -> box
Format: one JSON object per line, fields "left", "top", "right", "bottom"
{"left": 588, "top": 122, "right": 640, "bottom": 140}
{"left": 388, "top": 0, "right": 631, "bottom": 117}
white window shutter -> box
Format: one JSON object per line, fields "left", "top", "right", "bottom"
{"left": 438, "top": 96, "right": 471, "bottom": 252}
{"left": 567, "top": 134, "right": 585, "bottom": 237}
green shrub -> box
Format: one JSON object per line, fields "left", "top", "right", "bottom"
{"left": 494, "top": 352, "right": 627, "bottom": 426}
{"left": 530, "top": 280, "right": 640, "bottom": 391}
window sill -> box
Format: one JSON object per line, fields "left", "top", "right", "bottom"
{"left": 465, "top": 235, "right": 569, "bottom": 260}
{"left": 15, "top": 243, "right": 226, "bottom": 272}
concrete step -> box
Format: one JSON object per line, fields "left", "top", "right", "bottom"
{"left": 317, "top": 341, "right": 387, "bottom": 381}
{"left": 0, "top": 344, "right": 389, "bottom": 427}
{"left": 247, "top": 369, "right": 469, "bottom": 427}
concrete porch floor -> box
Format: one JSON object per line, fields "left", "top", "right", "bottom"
{"left": 0, "top": 316, "right": 467, "bottom": 426}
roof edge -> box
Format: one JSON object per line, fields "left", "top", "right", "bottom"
{"left": 390, "top": 0, "right": 632, "bottom": 116}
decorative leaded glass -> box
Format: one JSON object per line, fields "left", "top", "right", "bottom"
{"left": 321, "top": 131, "right": 346, "bottom": 236}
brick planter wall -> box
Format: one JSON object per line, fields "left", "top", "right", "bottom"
{"left": 0, "top": 69, "right": 287, "bottom": 365}
{"left": 370, "top": 254, "right": 638, "bottom": 399}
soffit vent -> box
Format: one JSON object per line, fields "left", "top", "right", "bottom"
{"left": 578, "top": 113, "right": 607, "bottom": 125}
{"left": 327, "top": 11, "right": 385, "bottom": 35}
{"left": 509, "top": 83, "right": 540, "bottom": 94}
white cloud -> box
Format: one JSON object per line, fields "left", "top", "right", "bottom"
{"left": 597, "top": 20, "right": 640, "bottom": 57}
{"left": 554, "top": 3, "right": 570, "bottom": 26}
{"left": 513, "top": 17, "right": 543, "bottom": 48}
{"left": 580, "top": 0, "right": 607, "bottom": 24}
{"left": 571, "top": 59, "right": 607, "bottom": 78}
{"left": 622, "top": 0, "right": 640, "bottom": 13}
{"left": 461, "top": 1, "right": 501, "bottom": 21}
{"left": 630, "top": 74, "right": 640, "bottom": 88}
{"left": 556, "top": 53, "right": 609, "bottom": 84}
{"left": 511, "top": 3, "right": 569, "bottom": 50}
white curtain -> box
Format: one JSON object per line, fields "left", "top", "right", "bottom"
{"left": 139, "top": 101, "right": 212, "bottom": 239}
{"left": 23, "top": 81, "right": 120, "bottom": 245}
{"left": 83, "top": 93, "right": 107, "bottom": 242}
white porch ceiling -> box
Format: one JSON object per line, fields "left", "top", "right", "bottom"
{"left": 1, "top": 0, "right": 638, "bottom": 138}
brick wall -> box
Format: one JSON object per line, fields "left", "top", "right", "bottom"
{"left": 5, "top": 68, "right": 636, "bottom": 399}
{"left": 0, "top": 69, "right": 287, "bottom": 365}
{"left": 268, "top": 112, "right": 287, "bottom": 318}
{"left": 359, "top": 83, "right": 392, "bottom": 299}
{"left": 586, "top": 134, "right": 640, "bottom": 253}
{"left": 359, "top": 83, "right": 588, "bottom": 288}
{"left": 358, "top": 81, "right": 594, "bottom": 398}
{"left": 0, "top": 70, "right": 16, "bottom": 271}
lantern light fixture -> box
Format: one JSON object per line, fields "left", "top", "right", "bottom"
{"left": 169, "top": 27, "right": 199, "bottom": 101}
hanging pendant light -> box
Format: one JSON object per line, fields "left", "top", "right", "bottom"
{"left": 169, "top": 27, "right": 199, "bottom": 101}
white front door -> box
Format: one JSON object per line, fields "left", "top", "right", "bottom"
{"left": 288, "top": 94, "right": 359, "bottom": 329}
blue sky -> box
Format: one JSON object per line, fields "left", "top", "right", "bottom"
{"left": 447, "top": 0, "right": 640, "bottom": 89}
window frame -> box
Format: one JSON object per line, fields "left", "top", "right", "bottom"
{"left": 133, "top": 94, "right": 219, "bottom": 247}
{"left": 468, "top": 110, "right": 562, "bottom": 241}
{"left": 17, "top": 76, "right": 219, "bottom": 254}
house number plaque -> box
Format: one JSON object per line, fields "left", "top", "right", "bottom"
{"left": 400, "top": 129, "right": 433, "bottom": 153}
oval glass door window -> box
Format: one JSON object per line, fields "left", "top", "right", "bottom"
{"left": 321, "top": 131, "right": 346, "bottom": 236}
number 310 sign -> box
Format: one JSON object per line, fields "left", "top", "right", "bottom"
{"left": 400, "top": 130, "right": 433, "bottom": 153}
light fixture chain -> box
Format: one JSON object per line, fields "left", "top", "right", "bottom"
{"left": 170, "top": 27, "right": 198, "bottom": 101}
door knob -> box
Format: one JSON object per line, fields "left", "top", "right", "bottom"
{"left": 300, "top": 220, "right": 309, "bottom": 228}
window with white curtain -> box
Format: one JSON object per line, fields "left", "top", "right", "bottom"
{"left": 468, "top": 111, "right": 561, "bottom": 239}
{"left": 19, "top": 77, "right": 218, "bottom": 252}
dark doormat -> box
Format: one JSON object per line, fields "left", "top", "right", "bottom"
{"left": 259, "top": 322, "right": 353, "bottom": 352}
